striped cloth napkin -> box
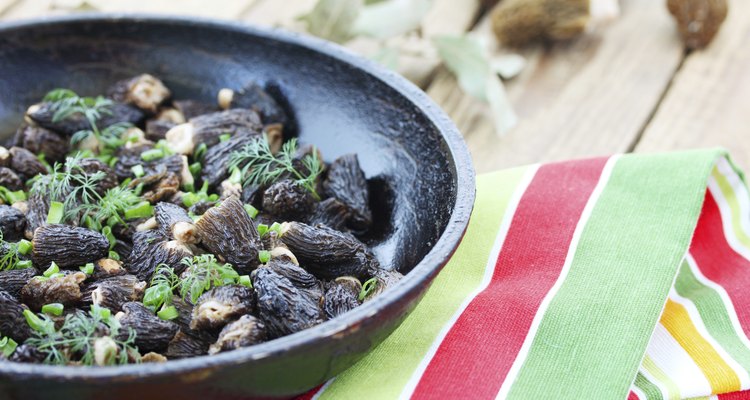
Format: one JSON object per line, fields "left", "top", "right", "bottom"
{"left": 300, "top": 148, "right": 750, "bottom": 400}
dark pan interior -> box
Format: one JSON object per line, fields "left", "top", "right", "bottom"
{"left": 0, "top": 18, "right": 456, "bottom": 276}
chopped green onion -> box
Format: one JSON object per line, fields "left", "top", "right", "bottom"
{"left": 46, "top": 201, "right": 64, "bottom": 224}
{"left": 101, "top": 226, "right": 116, "bottom": 249}
{"left": 121, "top": 178, "right": 133, "bottom": 186}
{"left": 358, "top": 278, "right": 379, "bottom": 301}
{"left": 194, "top": 143, "right": 208, "bottom": 161}
{"left": 228, "top": 167, "right": 242, "bottom": 185}
{"left": 182, "top": 192, "right": 200, "bottom": 208}
{"left": 244, "top": 204, "right": 259, "bottom": 219}
{"left": 48, "top": 272, "right": 64, "bottom": 279}
{"left": 208, "top": 194, "right": 219, "bottom": 202}
{"left": 23, "top": 310, "right": 53, "bottom": 333}
{"left": 140, "top": 148, "right": 164, "bottom": 161}
{"left": 17, "top": 239, "right": 32, "bottom": 256}
{"left": 155, "top": 139, "right": 174, "bottom": 156}
{"left": 0, "top": 336, "right": 17, "bottom": 357}
{"left": 80, "top": 262, "right": 95, "bottom": 275}
{"left": 0, "top": 187, "right": 27, "bottom": 204}
{"left": 124, "top": 201, "right": 154, "bottom": 220}
{"left": 258, "top": 250, "right": 271, "bottom": 264}
{"left": 219, "top": 133, "right": 231, "bottom": 142}
{"left": 108, "top": 156, "right": 119, "bottom": 168}
{"left": 269, "top": 222, "right": 282, "bottom": 235}
{"left": 91, "top": 305, "right": 111, "bottom": 320}
{"left": 156, "top": 305, "right": 179, "bottom": 321}
{"left": 131, "top": 164, "right": 145, "bottom": 178}
{"left": 108, "top": 251, "right": 121, "bottom": 261}
{"left": 189, "top": 162, "right": 202, "bottom": 176}
{"left": 257, "top": 223, "right": 269, "bottom": 237}
{"left": 182, "top": 182, "right": 195, "bottom": 193}
{"left": 43, "top": 262, "right": 59, "bottom": 278}
{"left": 42, "top": 303, "right": 64, "bottom": 316}
{"left": 15, "top": 260, "right": 32, "bottom": 269}
{"left": 238, "top": 275, "right": 252, "bottom": 288}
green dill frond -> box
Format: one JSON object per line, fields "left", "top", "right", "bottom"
{"left": 228, "top": 136, "right": 322, "bottom": 199}
{"left": 74, "top": 186, "right": 140, "bottom": 228}
{"left": 143, "top": 265, "right": 180, "bottom": 312}
{"left": 25, "top": 306, "right": 140, "bottom": 366}
{"left": 42, "top": 88, "right": 113, "bottom": 126}
{"left": 31, "top": 155, "right": 106, "bottom": 223}
{"left": 179, "top": 254, "right": 239, "bottom": 304}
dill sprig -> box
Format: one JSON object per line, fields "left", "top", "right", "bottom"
{"left": 74, "top": 186, "right": 141, "bottom": 228}
{"left": 71, "top": 122, "right": 132, "bottom": 152}
{"left": 0, "top": 232, "right": 30, "bottom": 271}
{"left": 179, "top": 254, "right": 240, "bottom": 304}
{"left": 228, "top": 137, "right": 323, "bottom": 200}
{"left": 30, "top": 154, "right": 105, "bottom": 223}
{"left": 24, "top": 305, "right": 140, "bottom": 366}
{"left": 142, "top": 265, "right": 180, "bottom": 313}
{"left": 43, "top": 88, "right": 113, "bottom": 129}
{"left": 43, "top": 89, "right": 122, "bottom": 154}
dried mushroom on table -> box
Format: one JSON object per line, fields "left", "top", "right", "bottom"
{"left": 0, "top": 74, "right": 402, "bottom": 366}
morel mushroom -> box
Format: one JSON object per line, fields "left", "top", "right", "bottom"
{"left": 107, "top": 74, "right": 171, "bottom": 113}
{"left": 208, "top": 315, "right": 266, "bottom": 354}
{"left": 667, "top": 0, "right": 728, "bottom": 49}
{"left": 280, "top": 222, "right": 378, "bottom": 279}
{"left": 323, "top": 276, "right": 362, "bottom": 319}
{"left": 115, "top": 302, "right": 178, "bottom": 352}
{"left": 32, "top": 225, "right": 109, "bottom": 269}
{"left": 165, "top": 109, "right": 262, "bottom": 154}
{"left": 363, "top": 268, "right": 404, "bottom": 302}
{"left": 323, "top": 154, "right": 372, "bottom": 231}
{"left": 0, "top": 268, "right": 37, "bottom": 299}
{"left": 195, "top": 196, "right": 262, "bottom": 274}
{"left": 125, "top": 230, "right": 193, "bottom": 281}
{"left": 309, "top": 198, "right": 350, "bottom": 231}
{"left": 21, "top": 272, "right": 86, "bottom": 311}
{"left": 14, "top": 125, "right": 69, "bottom": 163}
{"left": 0, "top": 205, "right": 26, "bottom": 241}
{"left": 0, "top": 167, "right": 23, "bottom": 191}
{"left": 0, "top": 290, "right": 32, "bottom": 342}
{"left": 216, "top": 83, "right": 289, "bottom": 126}
{"left": 165, "top": 330, "right": 212, "bottom": 359}
{"left": 8, "top": 344, "right": 45, "bottom": 363}
{"left": 262, "top": 179, "right": 315, "bottom": 222}
{"left": 24, "top": 194, "right": 49, "bottom": 240}
{"left": 201, "top": 133, "right": 259, "bottom": 188}
{"left": 82, "top": 275, "right": 146, "bottom": 311}
{"left": 252, "top": 267, "right": 323, "bottom": 338}
{"left": 190, "top": 285, "right": 255, "bottom": 331}
{"left": 26, "top": 101, "right": 145, "bottom": 136}
{"left": 9, "top": 147, "right": 47, "bottom": 180}
{"left": 154, "top": 202, "right": 199, "bottom": 244}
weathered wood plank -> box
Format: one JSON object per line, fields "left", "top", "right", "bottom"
{"left": 0, "top": 0, "right": 54, "bottom": 20}
{"left": 241, "top": 0, "right": 480, "bottom": 88}
{"left": 1, "top": 0, "right": 256, "bottom": 20}
{"left": 0, "top": 0, "right": 20, "bottom": 17}
{"left": 635, "top": 0, "right": 750, "bottom": 170}
{"left": 428, "top": 0, "right": 685, "bottom": 173}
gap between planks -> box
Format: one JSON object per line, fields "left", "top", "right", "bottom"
{"left": 635, "top": 0, "right": 750, "bottom": 171}
{"left": 426, "top": 0, "right": 686, "bottom": 173}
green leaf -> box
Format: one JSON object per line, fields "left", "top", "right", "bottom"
{"left": 353, "top": 0, "right": 431, "bottom": 40}
{"left": 433, "top": 34, "right": 517, "bottom": 135}
{"left": 372, "top": 46, "right": 400, "bottom": 70}
{"left": 298, "top": 0, "right": 363, "bottom": 43}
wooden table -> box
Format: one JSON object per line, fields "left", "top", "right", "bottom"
{"left": 2, "top": 0, "right": 747, "bottom": 173}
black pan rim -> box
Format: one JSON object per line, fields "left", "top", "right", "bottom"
{"left": 0, "top": 13, "right": 476, "bottom": 380}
